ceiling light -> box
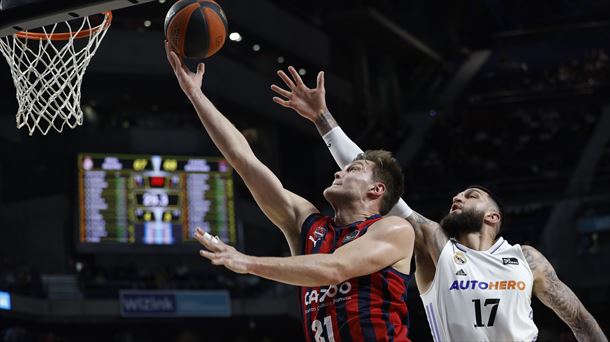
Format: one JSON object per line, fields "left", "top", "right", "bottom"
{"left": 229, "top": 32, "right": 242, "bottom": 42}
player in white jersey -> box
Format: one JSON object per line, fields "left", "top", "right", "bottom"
{"left": 270, "top": 66, "right": 608, "bottom": 341}
{"left": 419, "top": 185, "right": 538, "bottom": 341}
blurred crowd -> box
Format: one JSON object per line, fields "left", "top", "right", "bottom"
{"left": 77, "top": 260, "right": 284, "bottom": 300}
{"left": 468, "top": 48, "right": 610, "bottom": 101}
{"left": 0, "top": 254, "right": 43, "bottom": 297}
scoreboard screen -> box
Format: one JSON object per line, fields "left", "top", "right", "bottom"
{"left": 77, "top": 153, "right": 236, "bottom": 250}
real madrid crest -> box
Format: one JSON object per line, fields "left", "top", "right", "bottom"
{"left": 341, "top": 230, "right": 360, "bottom": 244}
{"left": 453, "top": 251, "right": 467, "bottom": 265}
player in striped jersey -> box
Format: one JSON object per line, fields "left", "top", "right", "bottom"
{"left": 166, "top": 45, "right": 415, "bottom": 341}
{"left": 272, "top": 66, "right": 608, "bottom": 341}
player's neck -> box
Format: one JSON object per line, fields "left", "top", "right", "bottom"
{"left": 332, "top": 207, "right": 378, "bottom": 226}
{"left": 456, "top": 229, "right": 496, "bottom": 251}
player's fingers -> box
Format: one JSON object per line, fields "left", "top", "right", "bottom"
{"left": 210, "top": 257, "right": 225, "bottom": 265}
{"left": 199, "top": 249, "right": 216, "bottom": 260}
{"left": 194, "top": 227, "right": 207, "bottom": 241}
{"left": 317, "top": 71, "right": 325, "bottom": 90}
{"left": 194, "top": 230, "right": 220, "bottom": 251}
{"left": 193, "top": 233, "right": 208, "bottom": 248}
{"left": 165, "top": 44, "right": 177, "bottom": 69}
{"left": 210, "top": 235, "right": 228, "bottom": 251}
{"left": 197, "top": 63, "right": 205, "bottom": 77}
{"left": 277, "top": 70, "right": 296, "bottom": 90}
{"left": 270, "top": 84, "right": 291, "bottom": 98}
{"left": 272, "top": 97, "right": 291, "bottom": 108}
{"left": 167, "top": 47, "right": 180, "bottom": 66}
{"left": 170, "top": 52, "right": 187, "bottom": 76}
{"left": 164, "top": 45, "right": 189, "bottom": 77}
{"left": 288, "top": 66, "right": 305, "bottom": 87}
{"left": 164, "top": 41, "right": 172, "bottom": 59}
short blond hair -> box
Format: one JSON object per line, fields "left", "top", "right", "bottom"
{"left": 353, "top": 150, "right": 404, "bottom": 215}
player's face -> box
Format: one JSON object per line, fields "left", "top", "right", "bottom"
{"left": 323, "top": 160, "right": 377, "bottom": 203}
{"left": 440, "top": 188, "right": 496, "bottom": 237}
{"left": 448, "top": 188, "right": 490, "bottom": 215}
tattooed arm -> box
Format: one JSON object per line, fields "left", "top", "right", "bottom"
{"left": 522, "top": 245, "right": 607, "bottom": 342}
{"left": 406, "top": 211, "right": 447, "bottom": 262}
{"left": 406, "top": 211, "right": 448, "bottom": 293}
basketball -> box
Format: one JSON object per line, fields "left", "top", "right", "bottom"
{"left": 164, "top": 0, "right": 228, "bottom": 59}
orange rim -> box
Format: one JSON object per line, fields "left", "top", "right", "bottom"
{"left": 14, "top": 11, "right": 112, "bottom": 40}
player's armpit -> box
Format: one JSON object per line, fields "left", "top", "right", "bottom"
{"left": 524, "top": 245, "right": 608, "bottom": 342}
{"left": 239, "top": 160, "right": 318, "bottom": 242}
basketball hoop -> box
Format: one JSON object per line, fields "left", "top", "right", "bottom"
{"left": 0, "top": 12, "right": 112, "bottom": 135}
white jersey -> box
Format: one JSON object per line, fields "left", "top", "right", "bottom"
{"left": 420, "top": 237, "right": 538, "bottom": 342}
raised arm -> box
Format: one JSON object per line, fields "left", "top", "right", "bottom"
{"left": 522, "top": 245, "right": 607, "bottom": 342}
{"left": 271, "top": 67, "right": 363, "bottom": 168}
{"left": 195, "top": 216, "right": 414, "bottom": 287}
{"left": 271, "top": 67, "right": 448, "bottom": 260}
{"left": 166, "top": 44, "right": 317, "bottom": 251}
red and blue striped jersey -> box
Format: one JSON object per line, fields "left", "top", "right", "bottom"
{"left": 299, "top": 213, "right": 412, "bottom": 342}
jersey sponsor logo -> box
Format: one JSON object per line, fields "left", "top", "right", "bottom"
{"left": 304, "top": 282, "right": 353, "bottom": 313}
{"left": 456, "top": 269, "right": 467, "bottom": 276}
{"left": 308, "top": 226, "right": 327, "bottom": 247}
{"left": 449, "top": 279, "right": 527, "bottom": 291}
{"left": 453, "top": 251, "right": 467, "bottom": 265}
{"left": 308, "top": 236, "right": 319, "bottom": 247}
{"left": 341, "top": 230, "right": 359, "bottom": 244}
{"left": 502, "top": 257, "right": 519, "bottom": 265}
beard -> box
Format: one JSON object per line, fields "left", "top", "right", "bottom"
{"left": 440, "top": 208, "right": 485, "bottom": 238}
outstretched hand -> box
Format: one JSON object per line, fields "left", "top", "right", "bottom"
{"left": 165, "top": 41, "right": 205, "bottom": 95}
{"left": 195, "top": 228, "right": 250, "bottom": 274}
{"left": 271, "top": 66, "right": 328, "bottom": 123}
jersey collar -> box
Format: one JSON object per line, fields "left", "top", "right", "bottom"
{"left": 452, "top": 236, "right": 505, "bottom": 254}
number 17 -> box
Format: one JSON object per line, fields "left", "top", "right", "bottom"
{"left": 472, "top": 298, "right": 500, "bottom": 327}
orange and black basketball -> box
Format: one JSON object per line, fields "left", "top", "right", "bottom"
{"left": 164, "top": 0, "right": 228, "bottom": 59}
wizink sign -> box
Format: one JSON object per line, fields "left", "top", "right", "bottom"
{"left": 119, "top": 290, "right": 230, "bottom": 317}
{"left": 120, "top": 292, "right": 176, "bottom": 316}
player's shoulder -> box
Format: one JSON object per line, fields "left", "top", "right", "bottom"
{"left": 377, "top": 214, "right": 412, "bottom": 226}
{"left": 520, "top": 244, "right": 543, "bottom": 261}
{"left": 519, "top": 244, "right": 553, "bottom": 271}
{"left": 372, "top": 215, "right": 414, "bottom": 236}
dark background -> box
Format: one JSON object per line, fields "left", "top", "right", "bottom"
{"left": 0, "top": 0, "right": 609, "bottom": 341}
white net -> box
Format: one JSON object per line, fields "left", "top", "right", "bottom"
{"left": 0, "top": 13, "right": 111, "bottom": 135}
